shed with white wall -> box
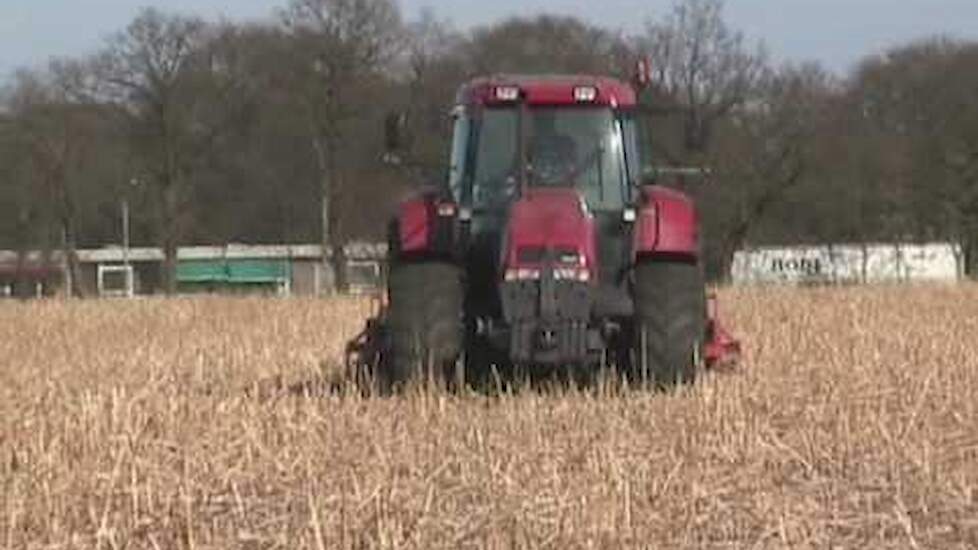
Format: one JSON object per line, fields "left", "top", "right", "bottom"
{"left": 731, "top": 243, "right": 964, "bottom": 285}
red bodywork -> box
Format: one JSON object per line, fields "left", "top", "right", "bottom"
{"left": 634, "top": 185, "right": 699, "bottom": 258}
{"left": 396, "top": 190, "right": 457, "bottom": 254}
{"left": 457, "top": 75, "right": 638, "bottom": 108}
{"left": 503, "top": 188, "right": 597, "bottom": 279}
{"left": 397, "top": 196, "right": 432, "bottom": 252}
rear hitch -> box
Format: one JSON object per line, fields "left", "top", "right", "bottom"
{"left": 344, "top": 294, "right": 389, "bottom": 388}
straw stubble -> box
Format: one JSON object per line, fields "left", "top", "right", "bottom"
{"left": 1, "top": 287, "right": 977, "bottom": 548}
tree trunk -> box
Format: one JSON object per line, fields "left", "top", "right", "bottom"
{"left": 13, "top": 247, "right": 29, "bottom": 300}
{"left": 320, "top": 171, "right": 335, "bottom": 294}
{"left": 13, "top": 207, "right": 32, "bottom": 299}
{"left": 329, "top": 172, "right": 348, "bottom": 294}
{"left": 314, "top": 135, "right": 341, "bottom": 294}
{"left": 719, "top": 221, "right": 751, "bottom": 282}
{"left": 965, "top": 236, "right": 978, "bottom": 279}
{"left": 162, "top": 240, "right": 178, "bottom": 295}
{"left": 61, "top": 218, "right": 85, "bottom": 298}
{"left": 331, "top": 239, "right": 348, "bottom": 293}
{"left": 161, "top": 181, "right": 180, "bottom": 295}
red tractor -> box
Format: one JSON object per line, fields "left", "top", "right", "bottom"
{"left": 348, "top": 72, "right": 740, "bottom": 390}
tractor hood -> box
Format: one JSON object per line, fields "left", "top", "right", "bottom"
{"left": 502, "top": 188, "right": 598, "bottom": 283}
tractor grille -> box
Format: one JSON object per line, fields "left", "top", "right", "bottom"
{"left": 501, "top": 280, "right": 590, "bottom": 322}
{"left": 500, "top": 279, "right": 593, "bottom": 364}
{"left": 517, "top": 246, "right": 581, "bottom": 265}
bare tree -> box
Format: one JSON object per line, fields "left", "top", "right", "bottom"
{"left": 1, "top": 67, "right": 119, "bottom": 296}
{"left": 640, "top": 0, "right": 766, "bottom": 154}
{"left": 464, "top": 15, "right": 626, "bottom": 76}
{"left": 389, "top": 10, "right": 467, "bottom": 173}
{"left": 94, "top": 9, "right": 253, "bottom": 293}
{"left": 705, "top": 63, "right": 835, "bottom": 274}
{"left": 852, "top": 38, "right": 978, "bottom": 273}
{"left": 0, "top": 92, "right": 46, "bottom": 296}
{"left": 280, "top": 0, "right": 403, "bottom": 292}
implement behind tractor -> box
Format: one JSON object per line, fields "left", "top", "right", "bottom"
{"left": 347, "top": 68, "right": 740, "bottom": 391}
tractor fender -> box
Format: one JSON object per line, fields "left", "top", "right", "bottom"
{"left": 632, "top": 185, "right": 699, "bottom": 260}
{"left": 390, "top": 190, "right": 459, "bottom": 259}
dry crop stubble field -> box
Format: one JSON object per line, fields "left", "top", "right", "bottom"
{"left": 2, "top": 286, "right": 978, "bottom": 549}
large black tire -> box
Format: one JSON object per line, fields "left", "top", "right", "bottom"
{"left": 386, "top": 262, "right": 464, "bottom": 390}
{"left": 632, "top": 259, "right": 707, "bottom": 388}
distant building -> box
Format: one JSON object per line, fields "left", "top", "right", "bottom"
{"left": 0, "top": 260, "right": 62, "bottom": 298}
{"left": 0, "top": 243, "right": 387, "bottom": 298}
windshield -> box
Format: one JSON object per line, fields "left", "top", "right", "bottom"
{"left": 462, "top": 107, "right": 629, "bottom": 211}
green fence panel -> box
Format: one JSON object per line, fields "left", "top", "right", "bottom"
{"left": 227, "top": 260, "right": 290, "bottom": 284}
{"left": 177, "top": 259, "right": 290, "bottom": 285}
{"left": 176, "top": 260, "right": 228, "bottom": 283}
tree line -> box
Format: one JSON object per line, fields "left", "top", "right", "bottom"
{"left": 1, "top": 0, "right": 976, "bottom": 293}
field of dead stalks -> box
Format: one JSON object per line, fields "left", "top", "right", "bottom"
{"left": 2, "top": 285, "right": 978, "bottom": 549}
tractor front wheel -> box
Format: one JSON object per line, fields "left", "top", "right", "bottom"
{"left": 385, "top": 261, "right": 464, "bottom": 391}
{"left": 632, "top": 259, "right": 707, "bottom": 388}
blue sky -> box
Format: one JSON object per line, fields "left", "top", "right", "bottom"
{"left": 2, "top": 0, "right": 977, "bottom": 82}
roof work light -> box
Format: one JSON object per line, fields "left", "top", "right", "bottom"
{"left": 573, "top": 86, "right": 598, "bottom": 102}
{"left": 494, "top": 85, "right": 521, "bottom": 102}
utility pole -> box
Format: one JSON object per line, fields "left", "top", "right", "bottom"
{"left": 321, "top": 179, "right": 335, "bottom": 295}
{"left": 122, "top": 197, "right": 132, "bottom": 297}
{"left": 122, "top": 176, "right": 141, "bottom": 297}
{"left": 122, "top": 198, "right": 130, "bottom": 268}
{"left": 62, "top": 226, "right": 71, "bottom": 300}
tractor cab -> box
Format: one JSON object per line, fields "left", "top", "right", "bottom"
{"left": 448, "top": 76, "right": 646, "bottom": 218}
{"left": 446, "top": 76, "right": 649, "bottom": 293}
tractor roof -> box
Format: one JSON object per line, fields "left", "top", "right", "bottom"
{"left": 457, "top": 74, "right": 638, "bottom": 108}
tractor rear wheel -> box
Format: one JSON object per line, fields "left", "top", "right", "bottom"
{"left": 632, "top": 259, "right": 707, "bottom": 388}
{"left": 386, "top": 261, "right": 464, "bottom": 391}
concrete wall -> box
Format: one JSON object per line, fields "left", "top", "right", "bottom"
{"left": 289, "top": 259, "right": 384, "bottom": 296}
{"left": 78, "top": 263, "right": 99, "bottom": 296}
{"left": 731, "top": 243, "right": 964, "bottom": 285}
{"left": 291, "top": 260, "right": 321, "bottom": 296}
